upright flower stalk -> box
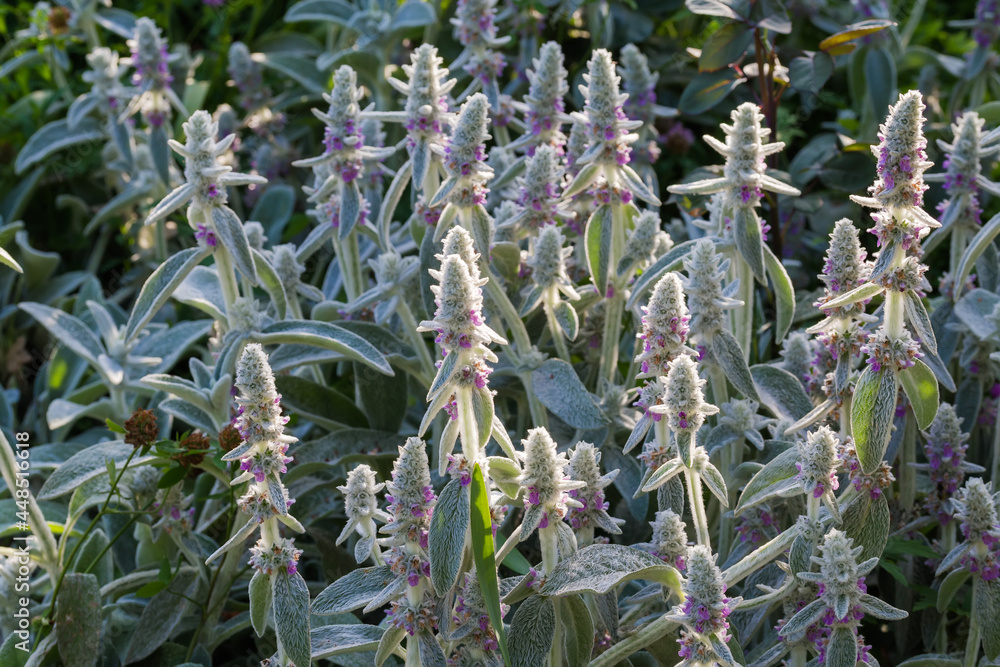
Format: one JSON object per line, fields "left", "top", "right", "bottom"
{"left": 564, "top": 48, "right": 659, "bottom": 390}
{"left": 450, "top": 0, "right": 509, "bottom": 107}
{"left": 293, "top": 65, "right": 395, "bottom": 300}
{"left": 508, "top": 41, "right": 570, "bottom": 157}
{"left": 145, "top": 110, "right": 266, "bottom": 331}
{"left": 667, "top": 102, "right": 800, "bottom": 356}
{"left": 825, "top": 91, "right": 941, "bottom": 475}
{"left": 565, "top": 441, "right": 623, "bottom": 546}
{"left": 667, "top": 545, "right": 738, "bottom": 665}
{"left": 121, "top": 17, "right": 185, "bottom": 129}
{"left": 418, "top": 226, "right": 511, "bottom": 473}
{"left": 521, "top": 224, "right": 579, "bottom": 362}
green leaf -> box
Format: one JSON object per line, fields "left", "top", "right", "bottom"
{"left": 763, "top": 244, "right": 795, "bottom": 343}
{"left": 470, "top": 462, "right": 510, "bottom": 665}
{"left": 55, "top": 573, "right": 101, "bottom": 667}
{"left": 157, "top": 465, "right": 187, "bottom": 489}
{"left": 896, "top": 655, "right": 963, "bottom": 667}
{"left": 125, "top": 570, "right": 199, "bottom": 663}
{"left": 585, "top": 205, "right": 613, "bottom": 295}
{"left": 213, "top": 206, "right": 259, "bottom": 286}
{"left": 864, "top": 46, "right": 896, "bottom": 123}
{"left": 19, "top": 303, "right": 105, "bottom": 369}
{"left": 251, "top": 183, "right": 297, "bottom": 242}
{"left": 904, "top": 292, "right": 937, "bottom": 356}
{"left": 429, "top": 478, "right": 470, "bottom": 594}
{"left": 311, "top": 624, "right": 384, "bottom": 660}
{"left": 789, "top": 50, "right": 835, "bottom": 93}
{"left": 819, "top": 19, "right": 896, "bottom": 54}
{"left": 539, "top": 544, "right": 681, "bottom": 597}
{"left": 16, "top": 118, "right": 104, "bottom": 175}
{"left": 273, "top": 570, "right": 312, "bottom": 667}
{"left": 699, "top": 23, "right": 754, "bottom": 72}
{"left": 824, "top": 625, "right": 857, "bottom": 667}
{"left": 531, "top": 359, "right": 608, "bottom": 430}
{"left": 936, "top": 567, "right": 970, "bottom": 613}
{"left": 626, "top": 239, "right": 698, "bottom": 309}
{"left": 679, "top": 69, "right": 746, "bottom": 115}
{"left": 250, "top": 570, "right": 272, "bottom": 637}
{"left": 508, "top": 595, "right": 555, "bottom": 667}
{"left": 732, "top": 204, "right": 765, "bottom": 285}
{"left": 39, "top": 442, "right": 156, "bottom": 500}
{"left": 125, "top": 246, "right": 210, "bottom": 343}
{"left": 252, "top": 248, "right": 288, "bottom": 320}
{"left": 899, "top": 360, "right": 938, "bottom": 430}
{"left": 105, "top": 419, "right": 126, "bottom": 434}
{"left": 851, "top": 365, "right": 898, "bottom": 474}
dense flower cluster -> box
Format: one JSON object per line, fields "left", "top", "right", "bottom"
{"left": 634, "top": 272, "right": 691, "bottom": 380}
{"left": 565, "top": 442, "right": 623, "bottom": 538}
{"left": 517, "top": 427, "right": 585, "bottom": 539}
{"left": 915, "top": 404, "right": 982, "bottom": 522}
{"left": 669, "top": 545, "right": 737, "bottom": 663}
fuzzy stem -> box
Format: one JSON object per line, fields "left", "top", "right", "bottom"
{"left": 964, "top": 581, "right": 981, "bottom": 667}
{"left": 215, "top": 245, "right": 241, "bottom": 331}
{"left": 900, "top": 408, "right": 917, "bottom": 510}
{"left": 598, "top": 288, "right": 624, "bottom": 390}
{"left": 735, "top": 255, "right": 754, "bottom": 360}
{"left": 684, "top": 467, "right": 711, "bottom": 548}
{"left": 586, "top": 614, "right": 679, "bottom": 667}
{"left": 397, "top": 298, "right": 437, "bottom": 383}
{"left": 544, "top": 297, "right": 572, "bottom": 363}
{"left": 723, "top": 525, "right": 797, "bottom": 586}
{"left": 708, "top": 362, "right": 730, "bottom": 407}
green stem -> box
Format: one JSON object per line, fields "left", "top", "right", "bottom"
{"left": 965, "top": 582, "right": 981, "bottom": 667}
{"left": 544, "top": 298, "right": 572, "bottom": 363}
{"left": 483, "top": 267, "right": 531, "bottom": 355}
{"left": 900, "top": 408, "right": 917, "bottom": 510}
{"left": 586, "top": 614, "right": 678, "bottom": 667}
{"left": 598, "top": 288, "right": 624, "bottom": 390}
{"left": 397, "top": 298, "right": 436, "bottom": 383}
{"left": 215, "top": 245, "right": 241, "bottom": 331}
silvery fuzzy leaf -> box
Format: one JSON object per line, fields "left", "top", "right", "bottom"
{"left": 559, "top": 594, "right": 595, "bottom": 667}
{"left": 869, "top": 240, "right": 897, "bottom": 283}
{"left": 563, "top": 163, "right": 602, "bottom": 199}
{"left": 251, "top": 248, "right": 288, "bottom": 320}
{"left": 470, "top": 204, "right": 494, "bottom": 259}
{"left": 824, "top": 625, "right": 858, "bottom": 667}
{"left": 418, "top": 629, "right": 447, "bottom": 667}
{"left": 750, "top": 364, "right": 812, "bottom": 422}
{"left": 249, "top": 570, "right": 272, "bottom": 637}
{"left": 778, "top": 597, "right": 826, "bottom": 638}
{"left": 429, "top": 478, "right": 470, "bottom": 594}
{"left": 640, "top": 456, "right": 683, "bottom": 493}
{"left": 173, "top": 266, "right": 226, "bottom": 321}
{"left": 851, "top": 365, "right": 898, "bottom": 474}
{"left": 699, "top": 460, "right": 729, "bottom": 507}
{"left": 16, "top": 118, "right": 105, "bottom": 175}
{"left": 626, "top": 239, "right": 699, "bottom": 309}
{"left": 19, "top": 302, "right": 105, "bottom": 369}
{"left": 539, "top": 544, "right": 681, "bottom": 597}
{"left": 763, "top": 243, "right": 795, "bottom": 343}
{"left": 140, "top": 374, "right": 213, "bottom": 415}
{"left": 899, "top": 360, "right": 938, "bottom": 430}
{"left": 956, "top": 211, "right": 1000, "bottom": 297}
{"left": 894, "top": 655, "right": 962, "bottom": 667}
{"left": 555, "top": 519, "right": 578, "bottom": 560}
{"left": 471, "top": 385, "right": 495, "bottom": 449}
{"left": 492, "top": 154, "right": 526, "bottom": 190}
{"left": 953, "top": 288, "right": 1000, "bottom": 340}
{"left": 311, "top": 624, "right": 384, "bottom": 660}
{"left": 354, "top": 530, "right": 375, "bottom": 564}
{"left": 976, "top": 578, "right": 1000, "bottom": 660}
{"left": 859, "top": 594, "right": 907, "bottom": 620}
{"left": 735, "top": 447, "right": 800, "bottom": 515}
{"left": 55, "top": 573, "right": 101, "bottom": 667}
{"left": 711, "top": 329, "right": 760, "bottom": 401}
{"left": 38, "top": 441, "right": 156, "bottom": 500}
{"left": 508, "top": 595, "right": 555, "bottom": 667}
{"left": 904, "top": 292, "right": 937, "bottom": 356}
{"left": 623, "top": 412, "right": 653, "bottom": 454}
{"left": 259, "top": 320, "right": 393, "bottom": 375}
{"left": 531, "top": 359, "right": 608, "bottom": 430}
{"left": 339, "top": 179, "right": 362, "bottom": 239}
{"left": 936, "top": 567, "right": 970, "bottom": 613}
{"left": 363, "top": 574, "right": 408, "bottom": 614}
{"left": 84, "top": 180, "right": 154, "bottom": 235}
{"left": 585, "top": 204, "right": 613, "bottom": 295}
{"left": 657, "top": 475, "right": 686, "bottom": 515}
{"left": 149, "top": 123, "right": 172, "bottom": 186}
{"left": 159, "top": 397, "right": 217, "bottom": 434}
{"left": 124, "top": 570, "right": 200, "bottom": 663}
{"left": 732, "top": 206, "right": 766, "bottom": 284}
{"left": 374, "top": 624, "right": 406, "bottom": 667}
{"left": 936, "top": 542, "right": 972, "bottom": 577}
{"left": 312, "top": 566, "right": 397, "bottom": 615}
{"left": 125, "top": 246, "right": 211, "bottom": 343}
{"left": 212, "top": 206, "right": 259, "bottom": 286}
{"left": 553, "top": 300, "right": 579, "bottom": 340}
{"left": 205, "top": 518, "right": 260, "bottom": 565}
{"left": 273, "top": 570, "right": 311, "bottom": 667}
{"left": 841, "top": 492, "right": 890, "bottom": 561}
{"left": 619, "top": 164, "right": 661, "bottom": 206}
{"left": 520, "top": 502, "right": 546, "bottom": 541}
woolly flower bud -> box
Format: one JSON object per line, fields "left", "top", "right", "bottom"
{"left": 422, "top": 254, "right": 503, "bottom": 356}
{"left": 861, "top": 327, "right": 921, "bottom": 372}
{"left": 648, "top": 509, "right": 688, "bottom": 569}
{"left": 796, "top": 426, "right": 841, "bottom": 499}
{"left": 337, "top": 464, "right": 392, "bottom": 558}
{"left": 83, "top": 47, "right": 126, "bottom": 112}
{"left": 128, "top": 18, "right": 172, "bottom": 91}
{"left": 565, "top": 442, "right": 623, "bottom": 535}
{"left": 819, "top": 219, "right": 870, "bottom": 303}
{"left": 918, "top": 403, "right": 979, "bottom": 523}
{"left": 227, "top": 297, "right": 269, "bottom": 336}
{"left": 867, "top": 91, "right": 932, "bottom": 210}
{"left": 316, "top": 66, "right": 365, "bottom": 183}
{"left": 526, "top": 225, "right": 574, "bottom": 292}
{"left": 441, "top": 94, "right": 492, "bottom": 208}
{"left": 682, "top": 238, "right": 738, "bottom": 340}
{"left": 249, "top": 537, "right": 302, "bottom": 576}
{"left": 228, "top": 41, "right": 269, "bottom": 111}
{"left": 382, "top": 437, "right": 436, "bottom": 541}
{"left": 518, "top": 144, "right": 565, "bottom": 228}
{"left": 620, "top": 43, "right": 658, "bottom": 126}
{"left": 812, "top": 530, "right": 867, "bottom": 619}
{"left": 452, "top": 571, "right": 508, "bottom": 654}
{"left": 722, "top": 103, "right": 771, "bottom": 207}
{"left": 954, "top": 478, "right": 1000, "bottom": 545}
{"left": 233, "top": 344, "right": 285, "bottom": 449}
{"left": 566, "top": 118, "right": 590, "bottom": 173}
{"left": 672, "top": 545, "right": 735, "bottom": 660}
{"left": 580, "top": 49, "right": 636, "bottom": 167}
{"left": 520, "top": 42, "right": 569, "bottom": 153}
{"left": 974, "top": 0, "right": 1000, "bottom": 47}
{"left": 402, "top": 44, "right": 452, "bottom": 147}
{"left": 620, "top": 211, "right": 666, "bottom": 273}
{"left": 270, "top": 244, "right": 305, "bottom": 296}
{"left": 635, "top": 272, "right": 691, "bottom": 379}
{"left": 517, "top": 428, "right": 585, "bottom": 535}
{"left": 779, "top": 331, "right": 815, "bottom": 384}
{"left": 931, "top": 111, "right": 997, "bottom": 229}
{"left": 183, "top": 110, "right": 232, "bottom": 211}
{"left": 652, "top": 355, "right": 718, "bottom": 436}
{"left": 244, "top": 221, "right": 266, "bottom": 251}
{"left": 719, "top": 398, "right": 771, "bottom": 450}
{"left": 440, "top": 226, "right": 482, "bottom": 281}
